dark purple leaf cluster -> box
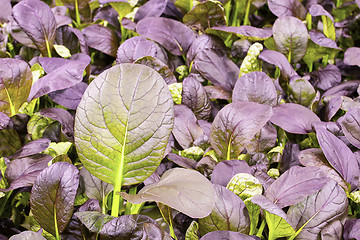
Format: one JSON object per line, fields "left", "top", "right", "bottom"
{"left": 0, "top": 0, "right": 360, "bottom": 239}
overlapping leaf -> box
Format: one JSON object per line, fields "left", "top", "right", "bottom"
{"left": 210, "top": 101, "right": 272, "bottom": 160}
{"left": 12, "top": 0, "right": 56, "bottom": 56}
{"left": 0, "top": 58, "right": 32, "bottom": 116}
{"left": 30, "top": 162, "right": 79, "bottom": 236}
{"left": 120, "top": 168, "right": 215, "bottom": 218}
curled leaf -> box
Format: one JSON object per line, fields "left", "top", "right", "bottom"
{"left": 120, "top": 168, "right": 215, "bottom": 218}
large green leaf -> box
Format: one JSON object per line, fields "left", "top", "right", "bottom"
{"left": 74, "top": 63, "right": 173, "bottom": 190}
{"left": 30, "top": 162, "right": 79, "bottom": 237}
{"left": 0, "top": 58, "right": 32, "bottom": 117}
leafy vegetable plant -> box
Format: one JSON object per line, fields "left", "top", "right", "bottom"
{"left": 1, "top": 0, "right": 360, "bottom": 239}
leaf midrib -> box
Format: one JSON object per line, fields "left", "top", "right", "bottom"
{"left": 114, "top": 67, "right": 142, "bottom": 190}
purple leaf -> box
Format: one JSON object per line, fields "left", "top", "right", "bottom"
{"left": 344, "top": 47, "right": 360, "bottom": 67}
{"left": 71, "top": 28, "right": 90, "bottom": 55}
{"left": 251, "top": 194, "right": 292, "bottom": 223}
{"left": 207, "top": 26, "right": 272, "bottom": 41}
{"left": 309, "top": 4, "right": 334, "bottom": 22}
{"left": 12, "top": 0, "right": 56, "bottom": 56}
{"left": 0, "top": 0, "right": 11, "bottom": 24}
{"left": 39, "top": 57, "right": 67, "bottom": 73}
{"left": 273, "top": 16, "right": 308, "bottom": 63}
{"left": 210, "top": 101, "right": 272, "bottom": 160}
{"left": 120, "top": 168, "right": 215, "bottom": 218}
{"left": 265, "top": 166, "right": 328, "bottom": 208}
{"left": 30, "top": 162, "right": 79, "bottom": 236}
{"left": 267, "top": 0, "right": 307, "bottom": 20}
{"left": 80, "top": 167, "right": 113, "bottom": 203}
{"left": 324, "top": 96, "right": 342, "bottom": 121}
{"left": 321, "top": 220, "right": 343, "bottom": 240}
{"left": 198, "top": 184, "right": 250, "bottom": 235}
{"left": 310, "top": 64, "right": 341, "bottom": 91}
{"left": 186, "top": 33, "right": 226, "bottom": 66}
{"left": 323, "top": 80, "right": 360, "bottom": 98}
{"left": 0, "top": 58, "right": 32, "bottom": 116}
{"left": 200, "top": 231, "right": 260, "bottom": 240}
{"left": 116, "top": 36, "right": 168, "bottom": 65}
{"left": 259, "top": 50, "right": 299, "bottom": 78}
{"left": 193, "top": 49, "right": 239, "bottom": 92}
{"left": 10, "top": 18, "right": 37, "bottom": 49}
{"left": 7, "top": 231, "right": 46, "bottom": 240}
{"left": 82, "top": 24, "right": 119, "bottom": 57}
{"left": 309, "top": 30, "right": 341, "bottom": 50}
{"left": 233, "top": 71, "right": 277, "bottom": 106}
{"left": 166, "top": 153, "right": 197, "bottom": 169}
{"left": 315, "top": 125, "right": 360, "bottom": 191}
{"left": 75, "top": 211, "right": 114, "bottom": 234}
{"left": 211, "top": 160, "right": 252, "bottom": 186}
{"left": 343, "top": 219, "right": 360, "bottom": 240}
{"left": 28, "top": 54, "right": 90, "bottom": 101}
{"left": 48, "top": 82, "right": 88, "bottom": 110}
{"left": 136, "top": 17, "right": 196, "bottom": 55}
{"left": 298, "top": 148, "right": 348, "bottom": 190}
{"left": 1, "top": 155, "right": 52, "bottom": 192}
{"left": 204, "top": 85, "right": 232, "bottom": 100}
{"left": 134, "top": 0, "right": 168, "bottom": 22}
{"left": 121, "top": 17, "right": 136, "bottom": 31}
{"left": 142, "top": 222, "right": 173, "bottom": 239}
{"left": 99, "top": 214, "right": 160, "bottom": 238}
{"left": 39, "top": 108, "right": 74, "bottom": 140}
{"left": 93, "top": 5, "right": 120, "bottom": 29}
{"left": 182, "top": 76, "right": 212, "bottom": 121}
{"left": 173, "top": 104, "right": 204, "bottom": 149}
{"left": 0, "top": 112, "right": 11, "bottom": 129}
{"left": 246, "top": 122, "right": 277, "bottom": 153}
{"left": 9, "top": 138, "right": 50, "bottom": 159}
{"left": 338, "top": 107, "right": 360, "bottom": 149}
{"left": 55, "top": 25, "right": 80, "bottom": 54}
{"left": 288, "top": 179, "right": 348, "bottom": 239}
{"left": 52, "top": 6, "right": 72, "bottom": 28}
{"left": 270, "top": 103, "right": 321, "bottom": 134}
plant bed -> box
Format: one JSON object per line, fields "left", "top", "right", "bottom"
{"left": 0, "top": 0, "right": 360, "bottom": 239}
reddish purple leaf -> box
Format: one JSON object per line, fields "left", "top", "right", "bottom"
{"left": 270, "top": 103, "right": 320, "bottom": 134}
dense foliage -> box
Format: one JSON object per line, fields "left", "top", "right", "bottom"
{"left": 0, "top": 0, "right": 360, "bottom": 239}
